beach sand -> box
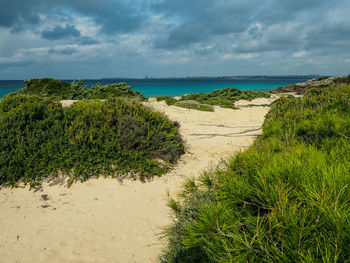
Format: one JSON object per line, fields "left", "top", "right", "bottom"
{"left": 0, "top": 98, "right": 276, "bottom": 263}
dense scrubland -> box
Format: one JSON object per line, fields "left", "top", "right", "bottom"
{"left": 160, "top": 82, "right": 350, "bottom": 262}
{"left": 0, "top": 79, "right": 273, "bottom": 187}
{"left": 0, "top": 79, "right": 183, "bottom": 187}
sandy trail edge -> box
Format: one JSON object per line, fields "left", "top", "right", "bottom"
{"left": 0, "top": 99, "right": 275, "bottom": 263}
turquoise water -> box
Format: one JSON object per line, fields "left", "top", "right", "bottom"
{"left": 0, "top": 77, "right": 313, "bottom": 98}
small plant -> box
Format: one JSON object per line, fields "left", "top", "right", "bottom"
{"left": 155, "top": 96, "right": 178, "bottom": 105}
{"left": 174, "top": 100, "right": 214, "bottom": 112}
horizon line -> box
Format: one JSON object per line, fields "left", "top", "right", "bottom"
{"left": 0, "top": 74, "right": 331, "bottom": 81}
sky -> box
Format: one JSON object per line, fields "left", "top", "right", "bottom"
{"left": 0, "top": 0, "right": 349, "bottom": 79}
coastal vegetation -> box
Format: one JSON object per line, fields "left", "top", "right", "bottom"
{"left": 180, "top": 88, "right": 270, "bottom": 109}
{"left": 0, "top": 90, "right": 184, "bottom": 187}
{"left": 156, "top": 88, "right": 271, "bottom": 110}
{"left": 15, "top": 78, "right": 146, "bottom": 101}
{"left": 155, "top": 96, "right": 178, "bottom": 105}
{"left": 160, "top": 83, "right": 350, "bottom": 262}
{"left": 270, "top": 75, "right": 350, "bottom": 95}
{"left": 335, "top": 74, "right": 350, "bottom": 86}
{"left": 173, "top": 100, "right": 214, "bottom": 112}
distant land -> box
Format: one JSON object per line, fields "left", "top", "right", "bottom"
{"left": 101, "top": 75, "right": 325, "bottom": 81}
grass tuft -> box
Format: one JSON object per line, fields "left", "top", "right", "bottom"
{"left": 155, "top": 96, "right": 178, "bottom": 105}
{"left": 174, "top": 100, "right": 214, "bottom": 112}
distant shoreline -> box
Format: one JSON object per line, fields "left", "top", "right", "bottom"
{"left": 0, "top": 76, "right": 322, "bottom": 98}
{"left": 0, "top": 75, "right": 327, "bottom": 82}
{"left": 102, "top": 75, "right": 326, "bottom": 81}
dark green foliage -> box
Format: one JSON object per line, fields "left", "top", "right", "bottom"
{"left": 18, "top": 78, "right": 89, "bottom": 99}
{"left": 335, "top": 74, "right": 350, "bottom": 86}
{"left": 87, "top": 83, "right": 146, "bottom": 101}
{"left": 155, "top": 88, "right": 271, "bottom": 111}
{"left": 161, "top": 84, "right": 350, "bottom": 262}
{"left": 14, "top": 78, "right": 146, "bottom": 101}
{"left": 316, "top": 76, "right": 330, "bottom": 81}
{"left": 179, "top": 88, "right": 271, "bottom": 109}
{"left": 155, "top": 96, "right": 178, "bottom": 105}
{"left": 0, "top": 95, "right": 65, "bottom": 186}
{"left": 173, "top": 100, "right": 214, "bottom": 112}
{"left": 0, "top": 95, "right": 184, "bottom": 187}
{"left": 160, "top": 176, "right": 216, "bottom": 263}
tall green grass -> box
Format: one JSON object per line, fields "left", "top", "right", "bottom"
{"left": 160, "top": 84, "right": 350, "bottom": 262}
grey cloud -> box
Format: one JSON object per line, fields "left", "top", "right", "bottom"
{"left": 48, "top": 47, "right": 78, "bottom": 55}
{"left": 276, "top": 0, "right": 329, "bottom": 11}
{"left": 153, "top": 0, "right": 253, "bottom": 49}
{"left": 152, "top": 0, "right": 213, "bottom": 18}
{"left": 0, "top": 0, "right": 42, "bottom": 30}
{"left": 78, "top": 37, "right": 99, "bottom": 46}
{"left": 151, "top": 0, "right": 343, "bottom": 49}
{"left": 154, "top": 23, "right": 209, "bottom": 48}
{"left": 41, "top": 25, "right": 81, "bottom": 40}
{"left": 63, "top": 0, "right": 145, "bottom": 34}
{"left": 0, "top": 0, "right": 147, "bottom": 34}
{"left": 0, "top": 60, "right": 33, "bottom": 71}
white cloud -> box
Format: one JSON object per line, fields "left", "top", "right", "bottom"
{"left": 292, "top": 51, "right": 307, "bottom": 58}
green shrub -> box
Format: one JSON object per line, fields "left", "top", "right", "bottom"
{"left": 155, "top": 96, "right": 178, "bottom": 105}
{"left": 0, "top": 95, "right": 184, "bottom": 187}
{"left": 87, "top": 83, "right": 146, "bottom": 101}
{"left": 161, "top": 83, "right": 350, "bottom": 262}
{"left": 174, "top": 100, "right": 214, "bottom": 112}
{"left": 335, "top": 74, "right": 350, "bottom": 86}
{"left": 0, "top": 95, "right": 66, "bottom": 185}
{"left": 17, "top": 78, "right": 89, "bottom": 99}
{"left": 13, "top": 78, "right": 146, "bottom": 101}
{"left": 179, "top": 88, "right": 270, "bottom": 109}
{"left": 316, "top": 76, "right": 330, "bottom": 81}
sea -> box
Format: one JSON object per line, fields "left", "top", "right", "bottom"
{"left": 0, "top": 76, "right": 317, "bottom": 98}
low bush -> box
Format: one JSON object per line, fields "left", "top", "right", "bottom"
{"left": 0, "top": 95, "right": 184, "bottom": 187}
{"left": 87, "top": 83, "right": 146, "bottom": 101}
{"left": 174, "top": 100, "right": 214, "bottom": 112}
{"left": 179, "top": 88, "right": 270, "bottom": 109}
{"left": 155, "top": 96, "right": 178, "bottom": 105}
{"left": 160, "top": 83, "right": 350, "bottom": 262}
{"left": 335, "top": 74, "right": 350, "bottom": 86}
{"left": 14, "top": 78, "right": 146, "bottom": 101}
{"left": 16, "top": 78, "right": 89, "bottom": 99}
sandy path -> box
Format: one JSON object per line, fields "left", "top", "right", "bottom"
{"left": 0, "top": 99, "right": 274, "bottom": 263}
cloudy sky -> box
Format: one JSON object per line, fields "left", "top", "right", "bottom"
{"left": 0, "top": 0, "right": 349, "bottom": 79}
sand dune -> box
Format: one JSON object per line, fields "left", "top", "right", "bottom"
{"left": 0, "top": 99, "right": 275, "bottom": 263}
